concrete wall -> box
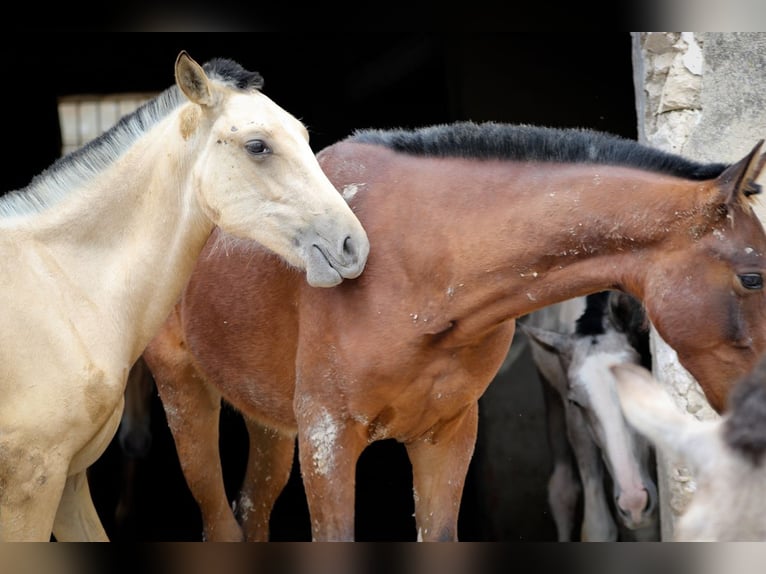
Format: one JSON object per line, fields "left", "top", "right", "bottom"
{"left": 632, "top": 31, "right": 766, "bottom": 540}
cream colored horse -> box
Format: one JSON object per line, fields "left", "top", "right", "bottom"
{"left": 613, "top": 360, "right": 766, "bottom": 541}
{"left": 0, "top": 51, "right": 369, "bottom": 541}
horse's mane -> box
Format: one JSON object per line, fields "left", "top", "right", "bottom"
{"left": 575, "top": 292, "right": 610, "bottom": 337}
{"left": 723, "top": 354, "right": 766, "bottom": 466}
{"left": 608, "top": 291, "right": 652, "bottom": 369}
{"left": 0, "top": 57, "right": 263, "bottom": 218}
{"left": 349, "top": 122, "right": 729, "bottom": 181}
{"left": 576, "top": 291, "right": 652, "bottom": 369}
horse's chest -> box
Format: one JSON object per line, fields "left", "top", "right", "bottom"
{"left": 358, "top": 364, "right": 487, "bottom": 442}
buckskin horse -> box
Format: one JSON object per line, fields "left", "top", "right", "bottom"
{"left": 0, "top": 51, "right": 369, "bottom": 541}
{"left": 143, "top": 121, "right": 766, "bottom": 541}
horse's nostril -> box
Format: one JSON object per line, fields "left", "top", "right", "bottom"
{"left": 343, "top": 235, "right": 353, "bottom": 256}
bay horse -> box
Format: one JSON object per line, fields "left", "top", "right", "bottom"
{"left": 143, "top": 122, "right": 766, "bottom": 541}
{"left": 613, "top": 355, "right": 766, "bottom": 541}
{"left": 519, "top": 292, "right": 659, "bottom": 541}
{"left": 0, "top": 51, "right": 369, "bottom": 541}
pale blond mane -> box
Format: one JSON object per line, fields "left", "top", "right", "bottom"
{"left": 0, "top": 57, "right": 261, "bottom": 219}
{"left": 0, "top": 87, "right": 183, "bottom": 218}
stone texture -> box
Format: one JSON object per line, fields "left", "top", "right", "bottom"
{"left": 632, "top": 31, "right": 766, "bottom": 541}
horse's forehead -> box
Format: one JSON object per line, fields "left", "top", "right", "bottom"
{"left": 569, "top": 334, "right": 637, "bottom": 389}
{"left": 708, "top": 209, "right": 766, "bottom": 255}
{"left": 218, "top": 91, "right": 305, "bottom": 135}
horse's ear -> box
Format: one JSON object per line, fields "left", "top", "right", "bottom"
{"left": 612, "top": 363, "right": 716, "bottom": 467}
{"left": 175, "top": 51, "right": 215, "bottom": 107}
{"left": 519, "top": 323, "right": 572, "bottom": 359}
{"left": 715, "top": 139, "right": 766, "bottom": 205}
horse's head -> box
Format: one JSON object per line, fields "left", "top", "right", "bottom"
{"left": 521, "top": 321, "right": 659, "bottom": 533}
{"left": 613, "top": 360, "right": 766, "bottom": 541}
{"left": 639, "top": 141, "right": 766, "bottom": 413}
{"left": 173, "top": 51, "right": 369, "bottom": 287}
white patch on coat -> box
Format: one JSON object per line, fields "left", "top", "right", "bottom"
{"left": 341, "top": 183, "right": 365, "bottom": 202}
{"left": 308, "top": 408, "right": 338, "bottom": 476}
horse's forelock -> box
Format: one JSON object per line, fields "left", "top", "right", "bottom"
{"left": 202, "top": 58, "right": 264, "bottom": 91}
{"left": 575, "top": 292, "right": 609, "bottom": 336}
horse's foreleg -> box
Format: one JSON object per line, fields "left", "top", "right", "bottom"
{"left": 145, "top": 310, "right": 243, "bottom": 542}
{"left": 296, "top": 407, "right": 365, "bottom": 541}
{"left": 540, "top": 375, "right": 581, "bottom": 542}
{"left": 0, "top": 453, "right": 67, "bottom": 541}
{"left": 52, "top": 471, "right": 109, "bottom": 541}
{"left": 566, "top": 409, "right": 617, "bottom": 542}
{"left": 405, "top": 402, "right": 479, "bottom": 542}
{"left": 154, "top": 367, "right": 240, "bottom": 541}
{"left": 238, "top": 418, "right": 296, "bottom": 541}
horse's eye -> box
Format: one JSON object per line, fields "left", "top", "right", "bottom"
{"left": 245, "top": 139, "right": 271, "bottom": 156}
{"left": 739, "top": 273, "right": 764, "bottom": 290}
{"left": 567, "top": 396, "right": 583, "bottom": 408}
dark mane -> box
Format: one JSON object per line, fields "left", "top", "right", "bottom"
{"left": 607, "top": 291, "right": 652, "bottom": 369}
{"left": 723, "top": 354, "right": 766, "bottom": 466}
{"left": 575, "top": 292, "right": 609, "bottom": 337}
{"left": 349, "top": 121, "right": 729, "bottom": 181}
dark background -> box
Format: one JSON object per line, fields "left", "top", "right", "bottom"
{"left": 2, "top": 33, "right": 638, "bottom": 541}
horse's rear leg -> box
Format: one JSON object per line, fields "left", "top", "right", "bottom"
{"left": 237, "top": 418, "right": 296, "bottom": 541}
{"left": 52, "top": 471, "right": 109, "bottom": 541}
{"left": 405, "top": 402, "right": 479, "bottom": 542}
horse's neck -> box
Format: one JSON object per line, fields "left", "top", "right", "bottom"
{"left": 502, "top": 167, "right": 694, "bottom": 302}
{"left": 393, "top": 163, "right": 698, "bottom": 344}
{"left": 24, "top": 117, "right": 213, "bottom": 362}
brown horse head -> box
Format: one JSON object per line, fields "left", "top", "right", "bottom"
{"left": 638, "top": 141, "right": 766, "bottom": 412}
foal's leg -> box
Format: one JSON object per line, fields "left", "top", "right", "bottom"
{"left": 0, "top": 457, "right": 68, "bottom": 541}
{"left": 52, "top": 471, "right": 109, "bottom": 541}
{"left": 296, "top": 407, "right": 367, "bottom": 541}
{"left": 566, "top": 408, "right": 617, "bottom": 542}
{"left": 405, "top": 402, "right": 479, "bottom": 542}
{"left": 540, "top": 376, "right": 581, "bottom": 542}
{"left": 237, "top": 417, "right": 296, "bottom": 541}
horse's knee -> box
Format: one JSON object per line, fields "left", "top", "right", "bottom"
{"left": 548, "top": 461, "right": 581, "bottom": 510}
